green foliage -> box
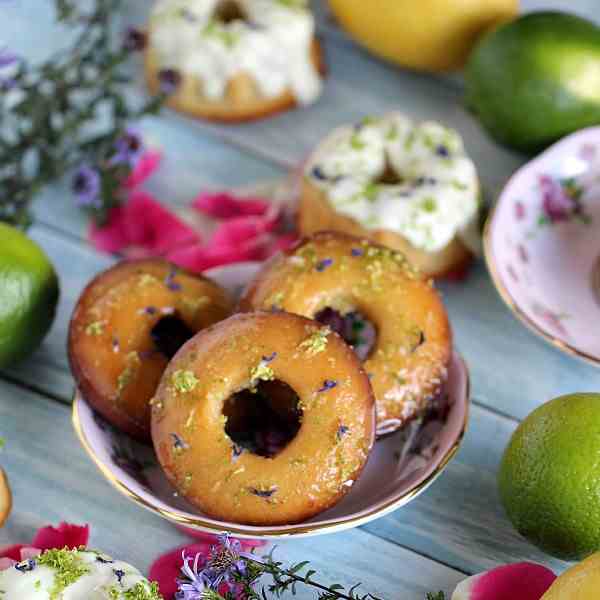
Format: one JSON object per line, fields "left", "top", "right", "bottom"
{"left": 0, "top": 0, "right": 164, "bottom": 228}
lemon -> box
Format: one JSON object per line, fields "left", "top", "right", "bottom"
{"left": 0, "top": 223, "right": 59, "bottom": 367}
{"left": 541, "top": 552, "right": 600, "bottom": 600}
{"left": 327, "top": 0, "right": 518, "bottom": 72}
{"left": 499, "top": 393, "right": 600, "bottom": 561}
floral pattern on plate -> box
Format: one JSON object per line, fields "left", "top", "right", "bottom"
{"left": 486, "top": 127, "right": 600, "bottom": 364}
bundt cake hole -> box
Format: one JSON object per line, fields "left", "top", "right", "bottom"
{"left": 375, "top": 155, "right": 403, "bottom": 185}
{"left": 223, "top": 380, "right": 302, "bottom": 458}
{"left": 150, "top": 314, "right": 195, "bottom": 359}
{"left": 214, "top": 0, "right": 247, "bottom": 24}
{"left": 315, "top": 307, "right": 377, "bottom": 361}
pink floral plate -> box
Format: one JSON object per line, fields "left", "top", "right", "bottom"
{"left": 72, "top": 262, "right": 469, "bottom": 538}
{"left": 485, "top": 127, "right": 600, "bottom": 365}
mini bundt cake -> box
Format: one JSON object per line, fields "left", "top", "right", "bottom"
{"left": 151, "top": 311, "right": 375, "bottom": 525}
{"left": 0, "top": 548, "right": 162, "bottom": 599}
{"left": 239, "top": 232, "right": 452, "bottom": 435}
{"left": 68, "top": 259, "right": 232, "bottom": 441}
{"left": 145, "top": 0, "right": 324, "bottom": 122}
{"left": 299, "top": 113, "right": 481, "bottom": 278}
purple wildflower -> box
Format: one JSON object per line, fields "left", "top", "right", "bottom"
{"left": 123, "top": 26, "right": 147, "bottom": 52}
{"left": 316, "top": 258, "right": 333, "bottom": 272}
{"left": 112, "top": 127, "right": 144, "bottom": 167}
{"left": 158, "top": 68, "right": 181, "bottom": 94}
{"left": 351, "top": 247, "right": 363, "bottom": 257}
{"left": 0, "top": 47, "right": 19, "bottom": 91}
{"left": 176, "top": 552, "right": 211, "bottom": 600}
{"left": 318, "top": 379, "right": 337, "bottom": 392}
{"left": 72, "top": 165, "right": 101, "bottom": 206}
{"left": 435, "top": 145, "right": 450, "bottom": 157}
{"left": 176, "top": 534, "right": 264, "bottom": 599}
{"left": 0, "top": 47, "right": 18, "bottom": 68}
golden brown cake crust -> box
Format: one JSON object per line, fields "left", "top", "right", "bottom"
{"left": 68, "top": 259, "right": 233, "bottom": 441}
{"left": 151, "top": 311, "right": 375, "bottom": 526}
{"left": 297, "top": 177, "right": 473, "bottom": 279}
{"left": 239, "top": 232, "right": 452, "bottom": 434}
{"left": 0, "top": 467, "right": 11, "bottom": 528}
{"left": 144, "top": 38, "right": 325, "bottom": 123}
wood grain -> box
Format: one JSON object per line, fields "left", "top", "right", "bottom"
{"left": 1, "top": 0, "right": 598, "bottom": 593}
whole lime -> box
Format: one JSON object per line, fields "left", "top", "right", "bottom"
{"left": 499, "top": 393, "right": 600, "bottom": 561}
{"left": 0, "top": 223, "right": 59, "bottom": 367}
{"left": 465, "top": 12, "right": 600, "bottom": 152}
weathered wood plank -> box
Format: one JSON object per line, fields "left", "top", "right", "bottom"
{"left": 0, "top": 377, "right": 569, "bottom": 581}
{"left": 363, "top": 403, "right": 570, "bottom": 575}
{"left": 0, "top": 380, "right": 464, "bottom": 598}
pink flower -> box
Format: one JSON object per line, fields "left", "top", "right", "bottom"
{"left": 539, "top": 175, "right": 575, "bottom": 222}
{"left": 452, "top": 562, "right": 556, "bottom": 600}
{"left": 89, "top": 167, "right": 298, "bottom": 274}
{"left": 0, "top": 522, "right": 89, "bottom": 571}
{"left": 515, "top": 201, "right": 526, "bottom": 221}
{"left": 89, "top": 190, "right": 200, "bottom": 256}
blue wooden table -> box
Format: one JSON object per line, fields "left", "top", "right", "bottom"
{"left": 1, "top": 1, "right": 599, "bottom": 597}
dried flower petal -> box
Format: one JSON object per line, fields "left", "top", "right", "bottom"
{"left": 192, "top": 192, "right": 269, "bottom": 219}
{"left": 452, "top": 562, "right": 556, "bottom": 600}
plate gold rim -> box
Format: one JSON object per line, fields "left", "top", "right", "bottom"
{"left": 483, "top": 205, "right": 600, "bottom": 367}
{"left": 71, "top": 354, "right": 470, "bottom": 538}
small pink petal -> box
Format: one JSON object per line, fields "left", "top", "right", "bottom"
{"left": 124, "top": 150, "right": 162, "bottom": 189}
{"left": 515, "top": 201, "right": 526, "bottom": 220}
{"left": 452, "top": 563, "right": 556, "bottom": 600}
{"left": 89, "top": 192, "right": 201, "bottom": 257}
{"left": 167, "top": 242, "right": 261, "bottom": 273}
{"left": 149, "top": 543, "right": 212, "bottom": 599}
{"left": 192, "top": 192, "right": 269, "bottom": 219}
{"left": 32, "top": 522, "right": 90, "bottom": 551}
{"left": 0, "top": 558, "right": 16, "bottom": 571}
{"left": 210, "top": 212, "right": 280, "bottom": 247}
{"left": 122, "top": 191, "right": 201, "bottom": 255}
{"left": 19, "top": 547, "right": 42, "bottom": 560}
{"left": 0, "top": 545, "right": 24, "bottom": 561}
{"left": 266, "top": 232, "right": 298, "bottom": 254}
{"left": 89, "top": 206, "right": 130, "bottom": 254}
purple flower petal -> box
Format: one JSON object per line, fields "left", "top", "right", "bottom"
{"left": 158, "top": 68, "right": 181, "bottom": 94}
{"left": 316, "top": 258, "right": 333, "bottom": 272}
{"left": 0, "top": 47, "right": 18, "bottom": 68}
{"left": 72, "top": 166, "right": 101, "bottom": 207}
{"left": 318, "top": 379, "right": 337, "bottom": 392}
{"left": 112, "top": 126, "right": 144, "bottom": 167}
